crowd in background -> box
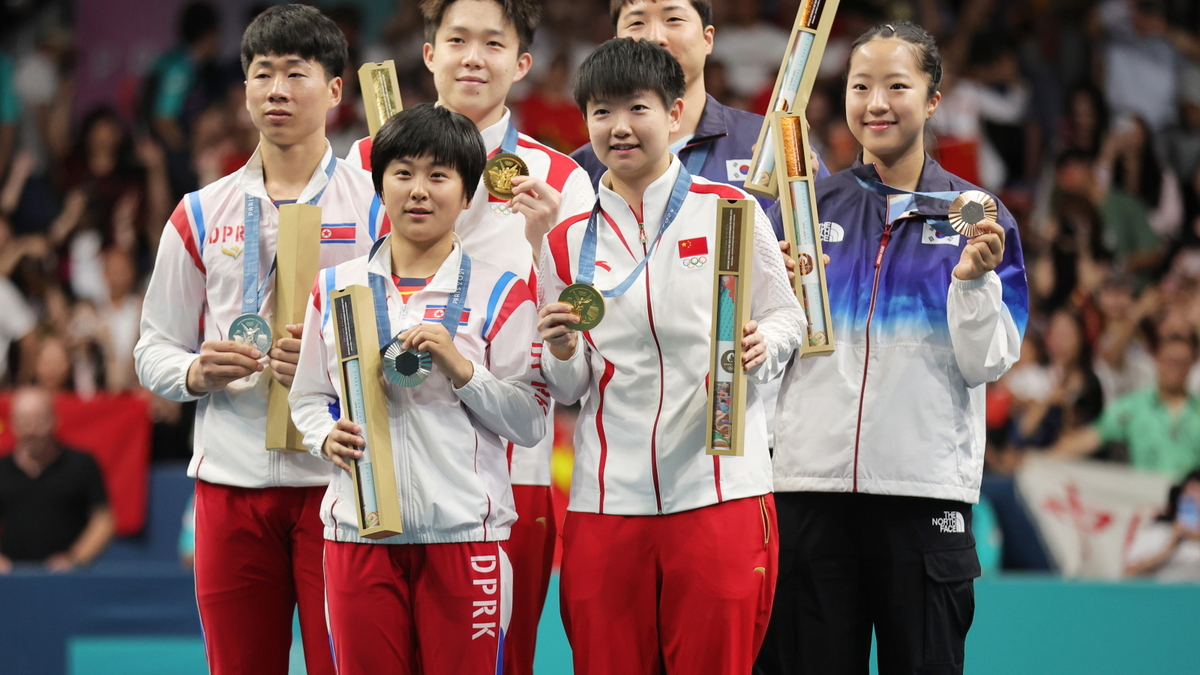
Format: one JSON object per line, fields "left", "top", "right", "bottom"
{"left": 1, "top": 0, "right": 1200, "bottom": 572}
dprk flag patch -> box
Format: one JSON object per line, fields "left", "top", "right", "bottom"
{"left": 320, "top": 224, "right": 356, "bottom": 244}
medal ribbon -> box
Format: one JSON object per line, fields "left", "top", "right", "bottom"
{"left": 241, "top": 155, "right": 339, "bottom": 315}
{"left": 487, "top": 120, "right": 519, "bottom": 159}
{"left": 576, "top": 165, "right": 692, "bottom": 297}
{"left": 850, "top": 164, "right": 968, "bottom": 237}
{"left": 682, "top": 142, "right": 710, "bottom": 177}
{"left": 367, "top": 246, "right": 472, "bottom": 348}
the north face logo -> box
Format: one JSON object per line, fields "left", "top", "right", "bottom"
{"left": 933, "top": 511, "right": 966, "bottom": 533}
{"left": 819, "top": 222, "right": 844, "bottom": 243}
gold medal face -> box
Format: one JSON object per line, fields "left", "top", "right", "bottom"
{"left": 559, "top": 283, "right": 605, "bottom": 331}
{"left": 483, "top": 153, "right": 529, "bottom": 200}
{"left": 947, "top": 190, "right": 998, "bottom": 237}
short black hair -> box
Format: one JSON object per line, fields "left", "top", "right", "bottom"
{"left": 573, "top": 37, "right": 685, "bottom": 112}
{"left": 180, "top": 2, "right": 220, "bottom": 45}
{"left": 421, "top": 0, "right": 542, "bottom": 55}
{"left": 609, "top": 0, "right": 712, "bottom": 30}
{"left": 370, "top": 103, "right": 487, "bottom": 200}
{"left": 240, "top": 4, "right": 348, "bottom": 80}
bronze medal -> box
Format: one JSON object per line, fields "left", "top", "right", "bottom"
{"left": 483, "top": 153, "right": 529, "bottom": 200}
{"left": 947, "top": 190, "right": 998, "bottom": 238}
{"left": 559, "top": 283, "right": 605, "bottom": 331}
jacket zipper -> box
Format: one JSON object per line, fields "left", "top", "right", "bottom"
{"left": 637, "top": 210, "right": 665, "bottom": 514}
{"left": 852, "top": 222, "right": 892, "bottom": 492}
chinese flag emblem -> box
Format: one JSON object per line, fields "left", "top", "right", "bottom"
{"left": 678, "top": 237, "right": 708, "bottom": 258}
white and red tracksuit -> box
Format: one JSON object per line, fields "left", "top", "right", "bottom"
{"left": 289, "top": 234, "right": 547, "bottom": 675}
{"left": 347, "top": 108, "right": 594, "bottom": 674}
{"left": 134, "top": 144, "right": 385, "bottom": 675}
{"left": 539, "top": 157, "right": 806, "bottom": 675}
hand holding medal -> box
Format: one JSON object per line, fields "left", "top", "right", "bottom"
{"left": 950, "top": 196, "right": 1008, "bottom": 281}
{"left": 384, "top": 323, "right": 475, "bottom": 389}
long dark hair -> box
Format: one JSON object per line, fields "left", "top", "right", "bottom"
{"left": 1111, "top": 116, "right": 1163, "bottom": 211}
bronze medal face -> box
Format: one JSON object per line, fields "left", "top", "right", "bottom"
{"left": 947, "top": 190, "right": 998, "bottom": 237}
{"left": 797, "top": 253, "right": 814, "bottom": 276}
{"left": 559, "top": 283, "right": 605, "bottom": 331}
{"left": 483, "top": 153, "right": 529, "bottom": 200}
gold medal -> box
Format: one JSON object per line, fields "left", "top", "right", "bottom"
{"left": 559, "top": 283, "right": 605, "bottom": 331}
{"left": 947, "top": 190, "right": 998, "bottom": 238}
{"left": 483, "top": 153, "right": 529, "bottom": 200}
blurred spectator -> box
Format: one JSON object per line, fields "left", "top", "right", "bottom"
{"left": 49, "top": 107, "right": 171, "bottom": 298}
{"left": 1092, "top": 276, "right": 1160, "bottom": 404}
{"left": 515, "top": 51, "right": 589, "bottom": 153}
{"left": 1053, "top": 147, "right": 1163, "bottom": 290}
{"left": 0, "top": 386, "right": 114, "bottom": 573}
{"left": 1097, "top": 0, "right": 1181, "bottom": 132}
{"left": 1061, "top": 85, "right": 1109, "bottom": 156}
{"left": 98, "top": 247, "right": 142, "bottom": 392}
{"left": 1040, "top": 150, "right": 1112, "bottom": 309}
{"left": 710, "top": 0, "right": 790, "bottom": 102}
{"left": 1096, "top": 115, "right": 1183, "bottom": 240}
{"left": 932, "top": 37, "right": 1031, "bottom": 191}
{"left": 9, "top": 26, "right": 72, "bottom": 236}
{"left": 1011, "top": 309, "right": 1104, "bottom": 447}
{"left": 33, "top": 333, "right": 72, "bottom": 393}
{"left": 0, "top": 271, "right": 35, "bottom": 385}
{"left": 1124, "top": 468, "right": 1200, "bottom": 579}
{"left": 143, "top": 1, "right": 225, "bottom": 198}
{"left": 1054, "top": 331, "right": 1200, "bottom": 476}
{"left": 1163, "top": 62, "right": 1200, "bottom": 185}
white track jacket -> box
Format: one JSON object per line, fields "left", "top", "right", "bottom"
{"left": 135, "top": 144, "right": 385, "bottom": 488}
{"left": 289, "top": 235, "right": 547, "bottom": 544}
{"left": 539, "top": 158, "right": 806, "bottom": 515}
{"left": 348, "top": 109, "right": 594, "bottom": 487}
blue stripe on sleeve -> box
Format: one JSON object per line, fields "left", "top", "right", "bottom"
{"left": 187, "top": 191, "right": 206, "bottom": 253}
{"left": 481, "top": 272, "right": 517, "bottom": 338}
{"left": 322, "top": 268, "right": 336, "bottom": 329}
{"left": 369, "top": 195, "right": 382, "bottom": 241}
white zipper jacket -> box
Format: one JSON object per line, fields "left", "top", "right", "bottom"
{"left": 772, "top": 159, "right": 1028, "bottom": 504}
{"left": 289, "top": 235, "right": 547, "bottom": 544}
{"left": 135, "top": 144, "right": 385, "bottom": 488}
{"left": 348, "top": 109, "right": 595, "bottom": 487}
{"left": 539, "top": 158, "right": 806, "bottom": 516}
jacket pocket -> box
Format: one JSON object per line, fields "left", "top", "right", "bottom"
{"left": 923, "top": 545, "right": 981, "bottom": 665}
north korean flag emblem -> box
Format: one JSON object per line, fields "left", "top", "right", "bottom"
{"left": 320, "top": 224, "right": 356, "bottom": 244}
{"left": 423, "top": 305, "right": 471, "bottom": 325}
{"left": 678, "top": 237, "right": 708, "bottom": 269}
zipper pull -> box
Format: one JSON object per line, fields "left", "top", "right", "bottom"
{"left": 638, "top": 220, "right": 646, "bottom": 245}
{"left": 875, "top": 224, "right": 892, "bottom": 268}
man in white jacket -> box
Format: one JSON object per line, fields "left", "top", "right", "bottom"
{"left": 133, "top": 7, "right": 382, "bottom": 674}
{"left": 537, "top": 38, "right": 805, "bottom": 675}
{"left": 289, "top": 103, "right": 546, "bottom": 675}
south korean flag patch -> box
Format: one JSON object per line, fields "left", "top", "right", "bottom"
{"left": 922, "top": 221, "right": 960, "bottom": 246}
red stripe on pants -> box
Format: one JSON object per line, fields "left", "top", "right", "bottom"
{"left": 193, "top": 480, "right": 334, "bottom": 675}
{"left": 503, "top": 484, "right": 557, "bottom": 675}
{"left": 324, "top": 539, "right": 512, "bottom": 675}
{"left": 560, "top": 495, "right": 779, "bottom": 675}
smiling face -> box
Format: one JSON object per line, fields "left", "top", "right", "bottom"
{"left": 379, "top": 155, "right": 470, "bottom": 246}
{"left": 615, "top": 1, "right": 712, "bottom": 92}
{"left": 586, "top": 90, "right": 682, "bottom": 189}
{"left": 244, "top": 53, "right": 342, "bottom": 148}
{"left": 423, "top": 0, "right": 532, "bottom": 129}
{"left": 845, "top": 38, "right": 939, "bottom": 166}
